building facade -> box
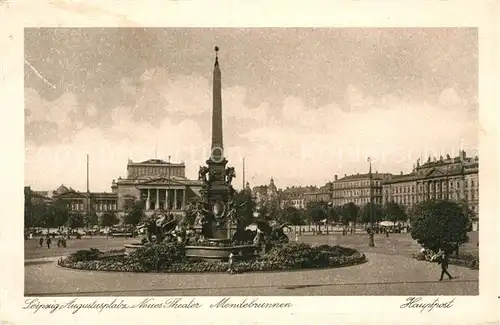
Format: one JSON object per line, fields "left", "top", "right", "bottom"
{"left": 382, "top": 151, "right": 479, "bottom": 217}
{"left": 112, "top": 159, "right": 203, "bottom": 217}
{"left": 31, "top": 159, "right": 203, "bottom": 221}
{"left": 252, "top": 178, "right": 279, "bottom": 208}
{"left": 303, "top": 183, "right": 333, "bottom": 205}
{"left": 52, "top": 185, "right": 118, "bottom": 216}
{"left": 332, "top": 173, "right": 390, "bottom": 207}
{"left": 280, "top": 186, "right": 317, "bottom": 209}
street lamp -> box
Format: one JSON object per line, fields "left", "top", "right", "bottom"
{"left": 368, "top": 157, "right": 375, "bottom": 247}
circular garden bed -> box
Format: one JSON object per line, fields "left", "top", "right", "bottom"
{"left": 57, "top": 243, "right": 366, "bottom": 273}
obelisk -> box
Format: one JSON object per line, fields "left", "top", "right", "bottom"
{"left": 203, "top": 46, "right": 233, "bottom": 239}
{"left": 211, "top": 46, "right": 224, "bottom": 162}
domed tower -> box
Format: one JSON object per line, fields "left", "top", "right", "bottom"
{"left": 267, "top": 178, "right": 278, "bottom": 201}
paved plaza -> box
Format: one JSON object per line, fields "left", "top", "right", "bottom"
{"left": 24, "top": 233, "right": 479, "bottom": 296}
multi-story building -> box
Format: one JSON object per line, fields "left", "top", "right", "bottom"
{"left": 111, "top": 159, "right": 202, "bottom": 217}
{"left": 52, "top": 185, "right": 119, "bottom": 215}
{"left": 24, "top": 186, "right": 52, "bottom": 206}
{"left": 29, "top": 158, "right": 203, "bottom": 220}
{"left": 332, "top": 172, "right": 391, "bottom": 207}
{"left": 382, "top": 151, "right": 479, "bottom": 217}
{"left": 280, "top": 186, "right": 317, "bottom": 209}
{"left": 303, "top": 183, "right": 333, "bottom": 205}
{"left": 252, "top": 178, "right": 279, "bottom": 208}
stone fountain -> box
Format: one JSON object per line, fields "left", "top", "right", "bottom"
{"left": 184, "top": 46, "right": 257, "bottom": 261}
{"left": 126, "top": 47, "right": 258, "bottom": 261}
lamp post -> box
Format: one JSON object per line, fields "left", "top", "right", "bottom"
{"left": 368, "top": 157, "right": 375, "bottom": 247}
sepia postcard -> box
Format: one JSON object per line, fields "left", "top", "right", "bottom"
{"left": 0, "top": 1, "right": 498, "bottom": 325}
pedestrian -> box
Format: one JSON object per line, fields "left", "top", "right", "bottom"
{"left": 295, "top": 232, "right": 299, "bottom": 242}
{"left": 46, "top": 236, "right": 52, "bottom": 249}
{"left": 39, "top": 236, "right": 44, "bottom": 247}
{"left": 228, "top": 252, "right": 235, "bottom": 274}
{"left": 435, "top": 249, "right": 453, "bottom": 281}
{"left": 386, "top": 229, "right": 389, "bottom": 238}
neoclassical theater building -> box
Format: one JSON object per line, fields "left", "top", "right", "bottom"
{"left": 40, "top": 159, "right": 203, "bottom": 219}
{"left": 111, "top": 159, "right": 203, "bottom": 217}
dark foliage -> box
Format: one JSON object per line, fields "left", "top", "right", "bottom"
{"left": 67, "top": 248, "right": 101, "bottom": 262}
{"left": 410, "top": 200, "right": 470, "bottom": 253}
{"left": 127, "top": 243, "right": 186, "bottom": 271}
{"left": 59, "top": 243, "right": 365, "bottom": 273}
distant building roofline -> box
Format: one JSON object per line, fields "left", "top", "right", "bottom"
{"left": 128, "top": 159, "right": 185, "bottom": 166}
{"left": 335, "top": 173, "right": 393, "bottom": 182}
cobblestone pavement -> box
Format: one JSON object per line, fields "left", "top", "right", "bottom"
{"left": 25, "top": 233, "right": 479, "bottom": 296}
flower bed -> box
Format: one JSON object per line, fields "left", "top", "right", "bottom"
{"left": 412, "top": 251, "right": 479, "bottom": 270}
{"left": 57, "top": 242, "right": 366, "bottom": 273}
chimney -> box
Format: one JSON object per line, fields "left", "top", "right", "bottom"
{"left": 400, "top": 171, "right": 403, "bottom": 176}
{"left": 334, "top": 175, "right": 338, "bottom": 181}
{"left": 462, "top": 150, "right": 467, "bottom": 159}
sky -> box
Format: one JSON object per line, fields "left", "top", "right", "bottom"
{"left": 24, "top": 28, "right": 478, "bottom": 192}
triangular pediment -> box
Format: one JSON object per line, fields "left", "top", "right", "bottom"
{"left": 137, "top": 177, "right": 187, "bottom": 186}
{"left": 425, "top": 168, "right": 446, "bottom": 178}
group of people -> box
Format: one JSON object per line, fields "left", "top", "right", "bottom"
{"left": 39, "top": 235, "right": 67, "bottom": 249}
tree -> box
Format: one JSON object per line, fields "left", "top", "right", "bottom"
{"left": 39, "top": 205, "right": 56, "bottom": 229}
{"left": 233, "top": 190, "right": 256, "bottom": 228}
{"left": 84, "top": 211, "right": 99, "bottom": 228}
{"left": 341, "top": 202, "right": 359, "bottom": 232}
{"left": 124, "top": 200, "right": 145, "bottom": 227}
{"left": 410, "top": 199, "right": 470, "bottom": 253}
{"left": 67, "top": 213, "right": 85, "bottom": 229}
{"left": 326, "top": 205, "right": 340, "bottom": 224}
{"left": 360, "top": 202, "right": 384, "bottom": 224}
{"left": 100, "top": 212, "right": 119, "bottom": 228}
{"left": 38, "top": 199, "right": 69, "bottom": 231}
{"left": 24, "top": 188, "right": 34, "bottom": 229}
{"left": 52, "top": 199, "right": 70, "bottom": 229}
{"left": 456, "top": 200, "right": 475, "bottom": 232}
{"left": 306, "top": 201, "right": 328, "bottom": 231}
{"left": 282, "top": 206, "right": 304, "bottom": 225}
{"left": 384, "top": 201, "right": 407, "bottom": 225}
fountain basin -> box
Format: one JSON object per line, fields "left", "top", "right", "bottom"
{"left": 185, "top": 244, "right": 258, "bottom": 262}
{"left": 124, "top": 243, "right": 145, "bottom": 255}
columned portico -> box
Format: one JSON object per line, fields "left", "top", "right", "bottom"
{"left": 138, "top": 185, "right": 190, "bottom": 213}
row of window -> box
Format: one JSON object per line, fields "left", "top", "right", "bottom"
{"left": 332, "top": 197, "right": 382, "bottom": 205}
{"left": 391, "top": 179, "right": 477, "bottom": 194}
{"left": 128, "top": 166, "right": 184, "bottom": 178}
{"left": 68, "top": 200, "right": 117, "bottom": 211}
{"left": 333, "top": 180, "right": 382, "bottom": 189}
{"left": 389, "top": 190, "right": 478, "bottom": 205}
{"left": 333, "top": 188, "right": 382, "bottom": 197}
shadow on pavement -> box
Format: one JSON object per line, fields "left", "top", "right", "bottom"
{"left": 26, "top": 278, "right": 477, "bottom": 297}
